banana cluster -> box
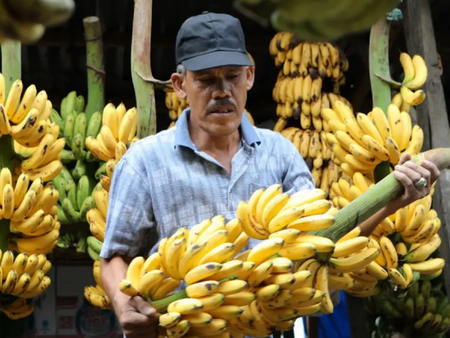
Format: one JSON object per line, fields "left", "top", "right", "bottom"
{"left": 322, "top": 102, "right": 423, "bottom": 176}
{"left": 50, "top": 91, "right": 103, "bottom": 165}
{"left": 84, "top": 260, "right": 112, "bottom": 310}
{"left": 398, "top": 53, "right": 428, "bottom": 108}
{"left": 0, "top": 0, "right": 74, "bottom": 44}
{"left": 0, "top": 75, "right": 64, "bottom": 182}
{"left": 52, "top": 166, "right": 96, "bottom": 224}
{"left": 0, "top": 250, "right": 52, "bottom": 317}
{"left": 367, "top": 279, "right": 450, "bottom": 337}
{"left": 85, "top": 103, "right": 139, "bottom": 162}
{"left": 0, "top": 167, "right": 60, "bottom": 254}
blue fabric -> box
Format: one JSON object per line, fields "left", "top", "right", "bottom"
{"left": 100, "top": 109, "right": 315, "bottom": 259}
{"left": 318, "top": 291, "right": 351, "bottom": 338}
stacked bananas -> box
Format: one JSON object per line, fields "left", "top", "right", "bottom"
{"left": 269, "top": 33, "right": 349, "bottom": 132}
{"left": 0, "top": 0, "right": 74, "bottom": 44}
{"left": 0, "top": 75, "right": 64, "bottom": 182}
{"left": 322, "top": 101, "right": 423, "bottom": 175}
{"left": 84, "top": 260, "right": 112, "bottom": 310}
{"left": 0, "top": 167, "right": 60, "bottom": 255}
{"left": 50, "top": 91, "right": 103, "bottom": 165}
{"left": 234, "top": 0, "right": 398, "bottom": 42}
{"left": 0, "top": 250, "right": 53, "bottom": 319}
{"left": 397, "top": 53, "right": 428, "bottom": 109}
{"left": 52, "top": 166, "right": 96, "bottom": 224}
{"left": 367, "top": 280, "right": 450, "bottom": 337}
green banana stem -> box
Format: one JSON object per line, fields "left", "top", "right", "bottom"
{"left": 83, "top": 16, "right": 105, "bottom": 124}
{"left": 150, "top": 289, "right": 187, "bottom": 314}
{"left": 369, "top": 17, "right": 393, "bottom": 183}
{"left": 0, "top": 41, "right": 21, "bottom": 252}
{"left": 319, "top": 148, "right": 450, "bottom": 243}
{"left": 131, "top": 0, "right": 157, "bottom": 138}
{"left": 1, "top": 40, "right": 21, "bottom": 92}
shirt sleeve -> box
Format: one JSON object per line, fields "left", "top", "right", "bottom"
{"left": 100, "top": 158, "right": 156, "bottom": 259}
{"left": 281, "top": 137, "right": 316, "bottom": 195}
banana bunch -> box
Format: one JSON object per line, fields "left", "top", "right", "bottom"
{"left": 0, "top": 250, "right": 52, "bottom": 311}
{"left": 85, "top": 103, "right": 139, "bottom": 162}
{"left": 52, "top": 165, "right": 96, "bottom": 224}
{"left": 234, "top": 0, "right": 398, "bottom": 42}
{"left": 165, "top": 87, "right": 189, "bottom": 123}
{"left": 50, "top": 91, "right": 103, "bottom": 164}
{"left": 85, "top": 173, "right": 111, "bottom": 244}
{"left": 0, "top": 0, "right": 74, "bottom": 45}
{"left": 367, "top": 279, "right": 450, "bottom": 337}
{"left": 84, "top": 260, "right": 112, "bottom": 310}
{"left": 56, "top": 229, "right": 88, "bottom": 254}
{"left": 398, "top": 53, "right": 428, "bottom": 107}
{"left": 0, "top": 75, "right": 64, "bottom": 182}
{"left": 322, "top": 102, "right": 423, "bottom": 175}
{"left": 0, "top": 167, "right": 60, "bottom": 255}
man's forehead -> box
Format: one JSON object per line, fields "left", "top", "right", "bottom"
{"left": 191, "top": 65, "right": 244, "bottom": 75}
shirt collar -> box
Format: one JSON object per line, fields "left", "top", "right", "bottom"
{"left": 174, "top": 108, "right": 261, "bottom": 150}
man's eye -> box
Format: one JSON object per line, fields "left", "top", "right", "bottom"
{"left": 228, "top": 74, "right": 240, "bottom": 79}
{"left": 198, "top": 78, "right": 212, "bottom": 82}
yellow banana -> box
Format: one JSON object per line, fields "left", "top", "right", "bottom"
{"left": 404, "top": 55, "right": 427, "bottom": 90}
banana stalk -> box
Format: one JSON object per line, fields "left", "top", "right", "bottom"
{"left": 83, "top": 16, "right": 105, "bottom": 124}
{"left": 0, "top": 40, "right": 20, "bottom": 252}
{"left": 318, "top": 148, "right": 450, "bottom": 243}
{"left": 369, "top": 17, "right": 393, "bottom": 182}
{"left": 131, "top": 0, "right": 160, "bottom": 138}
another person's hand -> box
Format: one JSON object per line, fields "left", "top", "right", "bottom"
{"left": 391, "top": 153, "right": 440, "bottom": 210}
{"left": 113, "top": 292, "right": 160, "bottom": 338}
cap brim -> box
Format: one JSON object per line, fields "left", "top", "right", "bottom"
{"left": 182, "top": 50, "right": 253, "bottom": 71}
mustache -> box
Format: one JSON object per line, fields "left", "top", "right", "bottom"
{"left": 207, "top": 99, "right": 237, "bottom": 112}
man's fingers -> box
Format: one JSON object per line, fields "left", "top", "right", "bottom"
{"left": 395, "top": 164, "right": 422, "bottom": 185}
{"left": 399, "top": 152, "right": 412, "bottom": 165}
{"left": 402, "top": 161, "right": 431, "bottom": 186}
{"left": 421, "top": 159, "right": 441, "bottom": 183}
{"left": 131, "top": 297, "right": 159, "bottom": 319}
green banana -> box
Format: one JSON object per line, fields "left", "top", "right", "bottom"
{"left": 95, "top": 162, "right": 107, "bottom": 180}
{"left": 87, "top": 245, "right": 101, "bottom": 261}
{"left": 410, "top": 281, "right": 420, "bottom": 298}
{"left": 441, "top": 304, "right": 450, "bottom": 318}
{"left": 75, "top": 95, "right": 85, "bottom": 114}
{"left": 77, "top": 175, "right": 90, "bottom": 210}
{"left": 427, "top": 297, "right": 437, "bottom": 314}
{"left": 87, "top": 236, "right": 103, "bottom": 253}
{"left": 79, "top": 196, "right": 95, "bottom": 222}
{"left": 86, "top": 111, "right": 102, "bottom": 138}
{"left": 61, "top": 149, "right": 76, "bottom": 163}
{"left": 71, "top": 134, "right": 86, "bottom": 162}
{"left": 405, "top": 297, "right": 415, "bottom": 318}
{"left": 73, "top": 113, "right": 87, "bottom": 148}
{"left": 436, "top": 296, "right": 449, "bottom": 313}
{"left": 76, "top": 236, "right": 87, "bottom": 253}
{"left": 60, "top": 96, "right": 68, "bottom": 120}
{"left": 57, "top": 205, "right": 69, "bottom": 224}
{"left": 71, "top": 159, "right": 87, "bottom": 181}
{"left": 415, "top": 294, "right": 426, "bottom": 319}
{"left": 65, "top": 91, "right": 77, "bottom": 114}
{"left": 67, "top": 183, "right": 78, "bottom": 212}
{"left": 62, "top": 198, "right": 80, "bottom": 223}
{"left": 421, "top": 280, "right": 432, "bottom": 299}
{"left": 52, "top": 174, "right": 68, "bottom": 203}
{"left": 381, "top": 300, "right": 402, "bottom": 318}
{"left": 64, "top": 112, "right": 75, "bottom": 148}
{"left": 60, "top": 165, "right": 76, "bottom": 187}
{"left": 50, "top": 109, "right": 65, "bottom": 135}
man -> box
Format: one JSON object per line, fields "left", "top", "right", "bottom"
{"left": 99, "top": 12, "right": 440, "bottom": 338}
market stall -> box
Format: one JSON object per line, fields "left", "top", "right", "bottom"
{"left": 0, "top": 0, "right": 450, "bottom": 337}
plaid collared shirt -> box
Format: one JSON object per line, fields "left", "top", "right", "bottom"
{"left": 100, "top": 109, "right": 315, "bottom": 259}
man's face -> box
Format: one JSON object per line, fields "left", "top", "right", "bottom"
{"left": 172, "top": 65, "right": 255, "bottom": 137}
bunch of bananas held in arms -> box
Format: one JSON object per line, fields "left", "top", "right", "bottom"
{"left": 0, "top": 74, "right": 64, "bottom": 182}
{"left": 0, "top": 0, "right": 75, "bottom": 44}
{"left": 0, "top": 250, "right": 53, "bottom": 319}
{"left": 114, "top": 185, "right": 390, "bottom": 338}
{"left": 233, "top": 0, "right": 399, "bottom": 42}
{"left": 270, "top": 32, "right": 350, "bottom": 133}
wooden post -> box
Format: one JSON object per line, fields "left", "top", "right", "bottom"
{"left": 403, "top": 0, "right": 450, "bottom": 299}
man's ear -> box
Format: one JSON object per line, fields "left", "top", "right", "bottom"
{"left": 171, "top": 73, "right": 187, "bottom": 100}
{"left": 246, "top": 66, "right": 255, "bottom": 91}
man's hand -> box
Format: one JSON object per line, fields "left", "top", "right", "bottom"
{"left": 391, "top": 153, "right": 440, "bottom": 210}
{"left": 113, "top": 292, "right": 160, "bottom": 338}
